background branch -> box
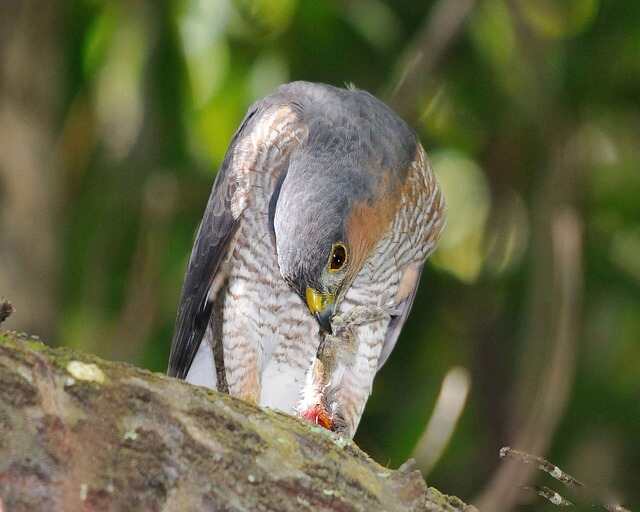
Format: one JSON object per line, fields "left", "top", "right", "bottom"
{"left": 385, "top": 0, "right": 476, "bottom": 123}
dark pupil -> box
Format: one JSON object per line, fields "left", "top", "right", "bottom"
{"left": 331, "top": 246, "right": 346, "bottom": 270}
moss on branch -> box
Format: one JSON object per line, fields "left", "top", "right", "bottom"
{"left": 0, "top": 331, "right": 474, "bottom": 512}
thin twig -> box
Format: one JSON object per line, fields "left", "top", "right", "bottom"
{"left": 500, "top": 447, "right": 632, "bottom": 512}
{"left": 0, "top": 299, "right": 14, "bottom": 325}
{"left": 500, "top": 447, "right": 584, "bottom": 488}
{"left": 524, "top": 486, "right": 573, "bottom": 507}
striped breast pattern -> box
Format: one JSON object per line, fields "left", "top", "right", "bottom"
{"left": 333, "top": 145, "right": 445, "bottom": 434}
{"left": 221, "top": 104, "right": 320, "bottom": 413}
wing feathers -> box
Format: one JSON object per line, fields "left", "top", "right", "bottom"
{"left": 168, "top": 98, "right": 305, "bottom": 379}
{"left": 168, "top": 103, "right": 265, "bottom": 378}
{"left": 377, "top": 262, "right": 424, "bottom": 370}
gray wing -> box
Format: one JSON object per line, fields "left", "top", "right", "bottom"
{"left": 377, "top": 263, "right": 424, "bottom": 370}
{"left": 168, "top": 103, "right": 265, "bottom": 379}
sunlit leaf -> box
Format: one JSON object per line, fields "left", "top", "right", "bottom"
{"left": 430, "top": 150, "right": 491, "bottom": 283}
{"left": 93, "top": 7, "right": 149, "bottom": 159}
{"left": 234, "top": 0, "right": 297, "bottom": 37}
{"left": 83, "top": 5, "right": 118, "bottom": 78}
{"left": 344, "top": 0, "right": 401, "bottom": 50}
{"left": 517, "top": 0, "right": 599, "bottom": 39}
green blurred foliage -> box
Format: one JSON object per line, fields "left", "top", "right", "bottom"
{"left": 29, "top": 0, "right": 640, "bottom": 506}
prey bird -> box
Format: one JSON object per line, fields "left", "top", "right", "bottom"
{"left": 168, "top": 82, "right": 445, "bottom": 437}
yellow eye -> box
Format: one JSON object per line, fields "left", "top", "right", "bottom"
{"left": 329, "top": 243, "right": 348, "bottom": 272}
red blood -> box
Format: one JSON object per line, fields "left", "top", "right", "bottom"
{"left": 300, "top": 405, "right": 333, "bottom": 430}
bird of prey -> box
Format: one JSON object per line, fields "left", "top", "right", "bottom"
{"left": 168, "top": 81, "right": 445, "bottom": 438}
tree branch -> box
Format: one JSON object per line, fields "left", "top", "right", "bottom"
{"left": 0, "top": 331, "right": 473, "bottom": 512}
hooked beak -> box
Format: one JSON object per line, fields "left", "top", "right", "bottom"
{"left": 305, "top": 287, "right": 335, "bottom": 334}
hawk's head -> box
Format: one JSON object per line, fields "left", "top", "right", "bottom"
{"left": 273, "top": 154, "right": 369, "bottom": 332}
{"left": 268, "top": 84, "right": 417, "bottom": 336}
{"left": 272, "top": 149, "right": 401, "bottom": 334}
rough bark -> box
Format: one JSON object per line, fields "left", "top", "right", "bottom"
{"left": 0, "top": 331, "right": 473, "bottom": 512}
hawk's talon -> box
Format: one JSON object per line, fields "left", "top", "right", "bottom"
{"left": 332, "top": 305, "right": 390, "bottom": 331}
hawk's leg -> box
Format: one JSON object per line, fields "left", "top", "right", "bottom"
{"left": 226, "top": 353, "right": 260, "bottom": 404}
{"left": 221, "top": 280, "right": 263, "bottom": 405}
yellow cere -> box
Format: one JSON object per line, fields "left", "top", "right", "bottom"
{"left": 305, "top": 287, "right": 334, "bottom": 314}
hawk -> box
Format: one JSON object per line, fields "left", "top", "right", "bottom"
{"left": 168, "top": 82, "right": 445, "bottom": 438}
